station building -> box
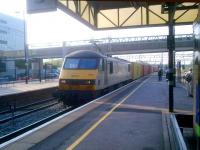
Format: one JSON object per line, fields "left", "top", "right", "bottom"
{"left": 0, "top": 13, "right": 24, "bottom": 80}
{"left": 0, "top": 12, "right": 24, "bottom": 51}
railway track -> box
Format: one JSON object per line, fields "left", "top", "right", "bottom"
{"left": 0, "top": 100, "right": 59, "bottom": 124}
{"left": 0, "top": 77, "right": 147, "bottom": 144}
{"left": 0, "top": 97, "right": 57, "bottom": 115}
{"left": 0, "top": 106, "right": 73, "bottom": 144}
{"left": 0, "top": 97, "right": 68, "bottom": 143}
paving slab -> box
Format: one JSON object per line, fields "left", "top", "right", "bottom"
{"left": 1, "top": 75, "right": 193, "bottom": 150}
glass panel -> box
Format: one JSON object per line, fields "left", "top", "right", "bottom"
{"left": 79, "top": 59, "right": 97, "bottom": 69}
{"left": 142, "top": 7, "right": 147, "bottom": 25}
{"left": 68, "top": 0, "right": 76, "bottom": 13}
{"left": 59, "top": 0, "right": 67, "bottom": 7}
{"left": 110, "top": 62, "right": 113, "bottom": 74}
{"left": 64, "top": 58, "right": 79, "bottom": 69}
{"left": 122, "top": 7, "right": 141, "bottom": 26}
{"left": 80, "top": 0, "right": 87, "bottom": 14}
{"left": 82, "top": 5, "right": 89, "bottom": 22}
{"left": 90, "top": 7, "right": 94, "bottom": 25}
{"left": 63, "top": 58, "right": 98, "bottom": 69}
{"left": 98, "top": 59, "right": 104, "bottom": 71}
{"left": 119, "top": 7, "right": 136, "bottom": 26}
{"left": 149, "top": 5, "right": 168, "bottom": 24}
{"left": 175, "top": 9, "right": 198, "bottom": 23}
{"left": 98, "top": 10, "right": 116, "bottom": 28}
{"left": 100, "top": 9, "right": 118, "bottom": 25}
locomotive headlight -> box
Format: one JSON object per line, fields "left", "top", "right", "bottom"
{"left": 86, "top": 80, "right": 95, "bottom": 85}
{"left": 60, "top": 79, "right": 66, "bottom": 84}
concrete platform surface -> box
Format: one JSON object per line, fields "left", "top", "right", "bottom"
{"left": 0, "top": 75, "right": 193, "bottom": 150}
{"left": 0, "top": 80, "right": 58, "bottom": 96}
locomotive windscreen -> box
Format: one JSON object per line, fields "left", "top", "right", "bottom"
{"left": 63, "top": 58, "right": 98, "bottom": 69}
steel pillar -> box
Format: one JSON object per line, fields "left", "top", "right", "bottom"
{"left": 39, "top": 58, "right": 42, "bottom": 82}
{"left": 173, "top": 51, "right": 176, "bottom": 87}
{"left": 25, "top": 44, "right": 29, "bottom": 84}
{"left": 167, "top": 3, "right": 175, "bottom": 112}
{"left": 22, "top": 11, "right": 29, "bottom": 84}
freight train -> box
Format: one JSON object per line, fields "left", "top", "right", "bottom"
{"left": 57, "top": 50, "right": 157, "bottom": 105}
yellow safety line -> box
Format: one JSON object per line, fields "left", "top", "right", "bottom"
{"left": 66, "top": 77, "right": 149, "bottom": 150}
{"left": 94, "top": 102, "right": 193, "bottom": 115}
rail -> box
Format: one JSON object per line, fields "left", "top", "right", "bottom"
{"left": 0, "top": 107, "right": 73, "bottom": 144}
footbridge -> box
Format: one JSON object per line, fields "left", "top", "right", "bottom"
{"left": 1, "top": 34, "right": 193, "bottom": 59}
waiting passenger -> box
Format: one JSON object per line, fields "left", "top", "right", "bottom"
{"left": 185, "top": 69, "right": 193, "bottom": 97}
{"left": 158, "top": 68, "right": 163, "bottom": 81}
{"left": 165, "top": 69, "right": 169, "bottom": 81}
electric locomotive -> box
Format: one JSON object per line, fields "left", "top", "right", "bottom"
{"left": 58, "top": 50, "right": 132, "bottom": 105}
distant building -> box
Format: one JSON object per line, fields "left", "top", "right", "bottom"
{"left": 0, "top": 13, "right": 24, "bottom": 51}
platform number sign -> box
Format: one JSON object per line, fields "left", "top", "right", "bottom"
{"left": 27, "top": 0, "right": 57, "bottom": 13}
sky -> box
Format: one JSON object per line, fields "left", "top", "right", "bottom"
{"left": 0, "top": 0, "right": 194, "bottom": 64}
{"left": 0, "top": 0, "right": 193, "bottom": 44}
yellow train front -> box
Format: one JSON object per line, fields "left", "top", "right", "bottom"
{"left": 58, "top": 50, "right": 132, "bottom": 105}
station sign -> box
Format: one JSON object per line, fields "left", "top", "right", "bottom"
{"left": 27, "top": 0, "right": 57, "bottom": 14}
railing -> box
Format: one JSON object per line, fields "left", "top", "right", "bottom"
{"left": 28, "top": 34, "right": 193, "bottom": 49}
{"left": 0, "top": 68, "right": 59, "bottom": 87}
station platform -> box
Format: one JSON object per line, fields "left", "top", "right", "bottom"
{"left": 0, "top": 75, "right": 193, "bottom": 150}
{"left": 0, "top": 80, "right": 58, "bottom": 96}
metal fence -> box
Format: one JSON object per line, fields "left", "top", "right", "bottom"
{"left": 0, "top": 60, "right": 59, "bottom": 85}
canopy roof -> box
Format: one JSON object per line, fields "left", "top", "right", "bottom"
{"left": 58, "top": 0, "right": 199, "bottom": 30}
{"left": 27, "top": 0, "right": 199, "bottom": 30}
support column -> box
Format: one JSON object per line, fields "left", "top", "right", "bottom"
{"left": 24, "top": 40, "right": 29, "bottom": 84}
{"left": 167, "top": 2, "right": 175, "bottom": 112}
{"left": 173, "top": 51, "right": 176, "bottom": 87}
{"left": 39, "top": 58, "right": 43, "bottom": 82}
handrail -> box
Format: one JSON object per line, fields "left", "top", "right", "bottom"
{"left": 170, "top": 114, "right": 188, "bottom": 150}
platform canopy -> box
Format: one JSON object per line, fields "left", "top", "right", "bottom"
{"left": 27, "top": 0, "right": 199, "bottom": 30}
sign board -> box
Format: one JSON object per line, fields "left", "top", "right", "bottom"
{"left": 27, "top": 0, "right": 57, "bottom": 13}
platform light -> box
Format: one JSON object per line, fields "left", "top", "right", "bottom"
{"left": 60, "top": 79, "right": 66, "bottom": 84}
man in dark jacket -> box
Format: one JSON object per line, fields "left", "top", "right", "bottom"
{"left": 158, "top": 68, "right": 163, "bottom": 81}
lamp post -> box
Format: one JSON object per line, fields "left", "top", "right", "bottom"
{"left": 15, "top": 10, "right": 29, "bottom": 84}
{"left": 24, "top": 16, "right": 29, "bottom": 84}
{"left": 22, "top": 11, "right": 29, "bottom": 84}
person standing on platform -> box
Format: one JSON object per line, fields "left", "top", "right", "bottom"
{"left": 158, "top": 68, "right": 163, "bottom": 81}
{"left": 185, "top": 68, "right": 193, "bottom": 97}
{"left": 165, "top": 69, "right": 169, "bottom": 81}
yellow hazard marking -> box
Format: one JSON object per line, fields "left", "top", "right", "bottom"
{"left": 66, "top": 77, "right": 149, "bottom": 150}
{"left": 94, "top": 102, "right": 193, "bottom": 115}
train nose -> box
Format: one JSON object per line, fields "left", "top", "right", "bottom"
{"left": 71, "top": 74, "right": 80, "bottom": 78}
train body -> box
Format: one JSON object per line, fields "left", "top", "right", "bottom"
{"left": 58, "top": 50, "right": 156, "bottom": 104}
